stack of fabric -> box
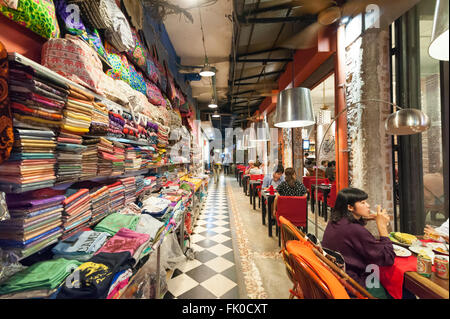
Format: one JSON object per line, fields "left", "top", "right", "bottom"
{"left": 108, "top": 112, "right": 125, "bottom": 138}
{"left": 97, "top": 137, "right": 114, "bottom": 176}
{"left": 139, "top": 146, "right": 154, "bottom": 168}
{"left": 55, "top": 132, "right": 85, "bottom": 183}
{"left": 111, "top": 141, "right": 125, "bottom": 176}
{"left": 8, "top": 61, "right": 67, "bottom": 130}
{"left": 51, "top": 230, "right": 110, "bottom": 261}
{"left": 61, "top": 97, "right": 93, "bottom": 135}
{"left": 135, "top": 176, "right": 144, "bottom": 197}
{"left": 89, "top": 102, "right": 109, "bottom": 135}
{"left": 157, "top": 125, "right": 169, "bottom": 148}
{"left": 89, "top": 186, "right": 111, "bottom": 225}
{"left": 93, "top": 213, "right": 140, "bottom": 236}
{"left": 0, "top": 128, "right": 57, "bottom": 193}
{"left": 81, "top": 137, "right": 100, "bottom": 179}
{"left": 62, "top": 189, "right": 92, "bottom": 240}
{"left": 0, "top": 195, "right": 64, "bottom": 261}
{"left": 120, "top": 177, "right": 136, "bottom": 206}
{"left": 107, "top": 182, "right": 125, "bottom": 213}
{"left": 124, "top": 146, "right": 141, "bottom": 171}
{"left": 143, "top": 176, "right": 157, "bottom": 192}
{"left": 141, "top": 196, "right": 171, "bottom": 217}
{"left": 0, "top": 258, "right": 81, "bottom": 299}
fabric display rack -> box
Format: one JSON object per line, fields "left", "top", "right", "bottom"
{"left": 0, "top": 0, "right": 206, "bottom": 299}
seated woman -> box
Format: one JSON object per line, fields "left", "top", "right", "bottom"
{"left": 248, "top": 161, "right": 263, "bottom": 175}
{"left": 321, "top": 188, "right": 395, "bottom": 298}
{"left": 274, "top": 168, "right": 307, "bottom": 213}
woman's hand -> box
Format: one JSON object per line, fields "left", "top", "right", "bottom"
{"left": 424, "top": 225, "right": 437, "bottom": 235}
{"left": 375, "top": 206, "right": 390, "bottom": 237}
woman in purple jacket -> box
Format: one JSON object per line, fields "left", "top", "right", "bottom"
{"left": 321, "top": 188, "right": 395, "bottom": 298}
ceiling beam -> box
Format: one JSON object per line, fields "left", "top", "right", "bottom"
{"left": 236, "top": 47, "right": 288, "bottom": 58}
{"left": 234, "top": 70, "right": 283, "bottom": 82}
{"left": 236, "top": 58, "right": 293, "bottom": 63}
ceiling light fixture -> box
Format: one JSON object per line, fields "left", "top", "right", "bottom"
{"left": 429, "top": 0, "right": 449, "bottom": 61}
{"left": 212, "top": 111, "right": 220, "bottom": 118}
{"left": 208, "top": 100, "right": 218, "bottom": 108}
{"left": 198, "top": 6, "right": 216, "bottom": 76}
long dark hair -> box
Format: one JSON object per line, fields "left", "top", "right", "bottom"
{"left": 330, "top": 187, "right": 368, "bottom": 225}
{"left": 285, "top": 168, "right": 296, "bottom": 187}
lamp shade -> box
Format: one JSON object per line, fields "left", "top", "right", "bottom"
{"left": 211, "top": 111, "right": 220, "bottom": 118}
{"left": 199, "top": 65, "right": 215, "bottom": 77}
{"left": 429, "top": 0, "right": 449, "bottom": 61}
{"left": 208, "top": 101, "right": 218, "bottom": 108}
{"left": 274, "top": 87, "right": 315, "bottom": 128}
{"left": 385, "top": 109, "right": 431, "bottom": 135}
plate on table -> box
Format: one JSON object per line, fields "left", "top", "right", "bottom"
{"left": 392, "top": 244, "right": 412, "bottom": 257}
{"left": 425, "top": 242, "right": 449, "bottom": 255}
{"left": 408, "top": 246, "right": 436, "bottom": 261}
{"left": 389, "top": 233, "right": 410, "bottom": 248}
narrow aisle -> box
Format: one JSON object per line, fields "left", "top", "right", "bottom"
{"left": 166, "top": 175, "right": 239, "bottom": 299}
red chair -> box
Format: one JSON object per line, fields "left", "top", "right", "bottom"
{"left": 275, "top": 196, "right": 308, "bottom": 247}
{"left": 318, "top": 181, "right": 337, "bottom": 222}
{"left": 309, "top": 178, "right": 329, "bottom": 214}
{"left": 249, "top": 174, "right": 264, "bottom": 208}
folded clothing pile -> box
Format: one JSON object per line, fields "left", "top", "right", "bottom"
{"left": 95, "top": 228, "right": 150, "bottom": 263}
{"left": 120, "top": 177, "right": 136, "bottom": 206}
{"left": 157, "top": 124, "right": 169, "bottom": 148}
{"left": 0, "top": 258, "right": 81, "bottom": 297}
{"left": 143, "top": 176, "right": 157, "bottom": 192}
{"left": 81, "top": 137, "right": 100, "bottom": 178}
{"left": 52, "top": 230, "right": 110, "bottom": 261}
{"left": 111, "top": 141, "right": 125, "bottom": 176}
{"left": 141, "top": 196, "right": 171, "bottom": 217}
{"left": 139, "top": 146, "right": 155, "bottom": 168}
{"left": 0, "top": 195, "right": 64, "bottom": 261}
{"left": 89, "top": 186, "right": 111, "bottom": 225}
{"left": 62, "top": 97, "right": 93, "bottom": 135}
{"left": 56, "top": 132, "right": 85, "bottom": 183}
{"left": 62, "top": 189, "right": 92, "bottom": 239}
{"left": 108, "top": 111, "right": 125, "bottom": 138}
{"left": 107, "top": 182, "right": 125, "bottom": 213}
{"left": 8, "top": 61, "right": 68, "bottom": 129}
{"left": 106, "top": 268, "right": 133, "bottom": 299}
{"left": 135, "top": 176, "right": 144, "bottom": 197}
{"left": 97, "top": 137, "right": 114, "bottom": 176}
{"left": 89, "top": 102, "right": 109, "bottom": 135}
{"left": 0, "top": 128, "right": 57, "bottom": 193}
{"left": 93, "top": 213, "right": 139, "bottom": 236}
{"left": 125, "top": 146, "right": 142, "bottom": 171}
{"left": 135, "top": 214, "right": 164, "bottom": 241}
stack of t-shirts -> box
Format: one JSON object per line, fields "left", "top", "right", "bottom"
{"left": 52, "top": 230, "right": 110, "bottom": 261}
{"left": 61, "top": 97, "right": 93, "bottom": 135}
{"left": 0, "top": 128, "right": 57, "bottom": 193}
{"left": 81, "top": 137, "right": 100, "bottom": 179}
{"left": 143, "top": 176, "right": 157, "bottom": 192}
{"left": 135, "top": 176, "right": 144, "bottom": 197}
{"left": 62, "top": 189, "right": 92, "bottom": 239}
{"left": 0, "top": 258, "right": 81, "bottom": 298}
{"left": 106, "top": 268, "right": 133, "bottom": 299}
{"left": 56, "top": 132, "right": 85, "bottom": 183}
{"left": 56, "top": 251, "right": 134, "bottom": 299}
{"left": 124, "top": 146, "right": 142, "bottom": 171}
{"left": 8, "top": 61, "right": 68, "bottom": 129}
{"left": 95, "top": 228, "right": 150, "bottom": 264}
{"left": 89, "top": 186, "right": 111, "bottom": 225}
{"left": 107, "top": 182, "right": 125, "bottom": 213}
{"left": 135, "top": 214, "right": 164, "bottom": 241}
{"left": 120, "top": 177, "right": 136, "bottom": 206}
{"left": 141, "top": 197, "right": 171, "bottom": 217}
{"left": 111, "top": 141, "right": 125, "bottom": 176}
{"left": 97, "top": 137, "right": 114, "bottom": 176}
{"left": 0, "top": 195, "right": 64, "bottom": 260}
{"left": 93, "top": 213, "right": 140, "bottom": 236}
{"left": 108, "top": 111, "right": 125, "bottom": 137}
{"left": 89, "top": 102, "right": 109, "bottom": 135}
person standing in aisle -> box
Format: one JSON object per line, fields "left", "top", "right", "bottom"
{"left": 213, "top": 154, "right": 222, "bottom": 184}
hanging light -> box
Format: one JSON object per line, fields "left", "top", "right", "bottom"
{"left": 208, "top": 99, "right": 218, "bottom": 108}
{"left": 211, "top": 111, "right": 220, "bottom": 118}
{"left": 428, "top": 0, "right": 449, "bottom": 61}
{"left": 199, "top": 64, "right": 216, "bottom": 77}
{"left": 385, "top": 108, "right": 430, "bottom": 135}
{"left": 274, "top": 87, "right": 315, "bottom": 128}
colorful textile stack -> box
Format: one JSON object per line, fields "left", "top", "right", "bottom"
{"left": 55, "top": 132, "right": 85, "bottom": 183}
{"left": 8, "top": 61, "right": 67, "bottom": 129}
{"left": 111, "top": 141, "right": 125, "bottom": 176}
{"left": 143, "top": 176, "right": 157, "bottom": 192}
{"left": 108, "top": 111, "right": 125, "bottom": 137}
{"left": 93, "top": 213, "right": 140, "bottom": 236}
{"left": 139, "top": 146, "right": 154, "bottom": 168}
{"left": 157, "top": 124, "right": 169, "bottom": 148}
{"left": 89, "top": 102, "right": 109, "bottom": 135}
{"left": 0, "top": 258, "right": 81, "bottom": 298}
{"left": 97, "top": 137, "right": 114, "bottom": 176}
{"left": 0, "top": 128, "right": 56, "bottom": 193}
{"left": 52, "top": 230, "right": 110, "bottom": 261}
{"left": 135, "top": 176, "right": 144, "bottom": 197}
{"left": 107, "top": 182, "right": 125, "bottom": 213}
{"left": 124, "top": 146, "right": 141, "bottom": 171}
{"left": 61, "top": 97, "right": 93, "bottom": 135}
{"left": 0, "top": 195, "right": 64, "bottom": 261}
{"left": 89, "top": 186, "right": 111, "bottom": 225}
{"left": 106, "top": 268, "right": 133, "bottom": 299}
{"left": 62, "top": 189, "right": 92, "bottom": 239}
{"left": 81, "top": 137, "right": 100, "bottom": 179}
{"left": 120, "top": 177, "right": 136, "bottom": 206}
{"left": 141, "top": 197, "right": 171, "bottom": 217}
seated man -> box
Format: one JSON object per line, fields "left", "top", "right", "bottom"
{"left": 262, "top": 165, "right": 285, "bottom": 189}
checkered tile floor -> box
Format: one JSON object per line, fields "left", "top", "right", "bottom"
{"left": 165, "top": 175, "right": 239, "bottom": 299}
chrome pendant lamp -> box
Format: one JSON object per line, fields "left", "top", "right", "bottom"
{"left": 428, "top": 0, "right": 449, "bottom": 61}
{"left": 385, "top": 108, "right": 431, "bottom": 135}
{"left": 274, "top": 87, "right": 316, "bottom": 128}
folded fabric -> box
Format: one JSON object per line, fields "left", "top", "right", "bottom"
{"left": 52, "top": 230, "right": 110, "bottom": 261}
{"left": 135, "top": 214, "right": 164, "bottom": 240}
{"left": 95, "top": 228, "right": 149, "bottom": 258}
{"left": 93, "top": 213, "right": 139, "bottom": 236}
{"left": 141, "top": 197, "right": 171, "bottom": 215}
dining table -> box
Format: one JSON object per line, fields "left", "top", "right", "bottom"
{"left": 261, "top": 190, "right": 277, "bottom": 237}
{"left": 380, "top": 239, "right": 449, "bottom": 299}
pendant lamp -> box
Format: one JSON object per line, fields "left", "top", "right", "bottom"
{"left": 211, "top": 110, "right": 220, "bottom": 118}
{"left": 385, "top": 108, "right": 430, "bottom": 135}
{"left": 429, "top": 0, "right": 449, "bottom": 61}
{"left": 200, "top": 65, "right": 215, "bottom": 77}
{"left": 208, "top": 99, "right": 218, "bottom": 108}
{"left": 274, "top": 87, "right": 315, "bottom": 128}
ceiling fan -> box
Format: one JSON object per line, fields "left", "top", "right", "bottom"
{"left": 245, "top": 0, "right": 420, "bottom": 50}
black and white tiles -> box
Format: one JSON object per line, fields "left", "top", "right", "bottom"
{"left": 165, "top": 176, "right": 239, "bottom": 299}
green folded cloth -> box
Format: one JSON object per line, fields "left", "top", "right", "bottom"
{"left": 0, "top": 258, "right": 81, "bottom": 295}
{"left": 94, "top": 213, "right": 139, "bottom": 236}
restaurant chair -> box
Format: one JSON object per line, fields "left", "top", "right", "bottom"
{"left": 309, "top": 178, "right": 329, "bottom": 214}
{"left": 275, "top": 196, "right": 308, "bottom": 246}
{"left": 286, "top": 240, "right": 351, "bottom": 299}
{"left": 249, "top": 174, "right": 264, "bottom": 208}
{"left": 318, "top": 181, "right": 337, "bottom": 222}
